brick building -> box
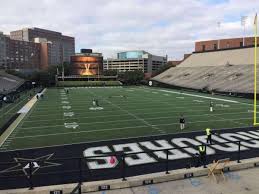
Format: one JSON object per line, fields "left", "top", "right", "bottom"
{"left": 10, "top": 28, "right": 75, "bottom": 66}
{"left": 0, "top": 32, "right": 41, "bottom": 70}
{"left": 0, "top": 27, "right": 75, "bottom": 71}
{"left": 195, "top": 37, "right": 258, "bottom": 52}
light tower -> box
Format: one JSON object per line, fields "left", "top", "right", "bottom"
{"left": 241, "top": 16, "right": 248, "bottom": 47}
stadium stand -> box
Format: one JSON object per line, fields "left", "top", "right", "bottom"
{"left": 152, "top": 46, "right": 259, "bottom": 94}
{"left": 0, "top": 71, "right": 24, "bottom": 94}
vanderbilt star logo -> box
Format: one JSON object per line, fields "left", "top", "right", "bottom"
{"left": 0, "top": 153, "right": 61, "bottom": 178}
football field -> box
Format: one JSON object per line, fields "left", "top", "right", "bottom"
{"left": 1, "top": 86, "right": 256, "bottom": 151}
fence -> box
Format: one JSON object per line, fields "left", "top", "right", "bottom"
{"left": 0, "top": 138, "right": 258, "bottom": 193}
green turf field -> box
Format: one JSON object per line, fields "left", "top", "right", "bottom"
{"left": 1, "top": 86, "right": 257, "bottom": 151}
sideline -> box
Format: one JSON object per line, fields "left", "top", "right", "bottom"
{"left": 158, "top": 89, "right": 252, "bottom": 105}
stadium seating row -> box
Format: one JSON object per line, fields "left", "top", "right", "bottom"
{"left": 0, "top": 71, "right": 24, "bottom": 93}
{"left": 152, "top": 64, "right": 257, "bottom": 93}
{"left": 153, "top": 46, "right": 259, "bottom": 94}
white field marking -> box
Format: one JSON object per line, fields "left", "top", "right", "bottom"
{"left": 25, "top": 106, "right": 250, "bottom": 122}
{"left": 11, "top": 117, "right": 252, "bottom": 140}
{"left": 20, "top": 112, "right": 252, "bottom": 130}
{"left": 6, "top": 126, "right": 254, "bottom": 152}
{"left": 64, "top": 122, "right": 79, "bottom": 129}
{"left": 89, "top": 107, "right": 104, "bottom": 110}
{"left": 18, "top": 113, "right": 251, "bottom": 132}
{"left": 32, "top": 100, "right": 198, "bottom": 110}
{"left": 33, "top": 104, "right": 243, "bottom": 117}
{"left": 61, "top": 97, "right": 68, "bottom": 100}
{"left": 22, "top": 110, "right": 251, "bottom": 124}
{"left": 18, "top": 114, "right": 251, "bottom": 135}
{"left": 176, "top": 97, "right": 185, "bottom": 99}
{"left": 64, "top": 112, "right": 74, "bottom": 117}
{"left": 61, "top": 101, "right": 69, "bottom": 104}
{"left": 88, "top": 90, "right": 160, "bottom": 130}
{"left": 27, "top": 102, "right": 223, "bottom": 113}
{"left": 215, "top": 104, "right": 230, "bottom": 108}
{"left": 193, "top": 100, "right": 204, "bottom": 103}
{"left": 164, "top": 94, "right": 170, "bottom": 96}
{"left": 247, "top": 110, "right": 259, "bottom": 113}
{"left": 33, "top": 95, "right": 247, "bottom": 108}
{"left": 62, "top": 106, "right": 71, "bottom": 109}
{"left": 152, "top": 92, "right": 158, "bottom": 94}
{"left": 210, "top": 114, "right": 247, "bottom": 126}
{"left": 157, "top": 88, "right": 256, "bottom": 106}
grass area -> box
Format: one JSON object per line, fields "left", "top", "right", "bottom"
{"left": 1, "top": 86, "right": 256, "bottom": 151}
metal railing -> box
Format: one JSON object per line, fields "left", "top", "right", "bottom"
{"left": 0, "top": 138, "right": 258, "bottom": 192}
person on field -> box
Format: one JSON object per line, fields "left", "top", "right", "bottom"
{"left": 198, "top": 144, "right": 207, "bottom": 168}
{"left": 95, "top": 99, "right": 99, "bottom": 107}
{"left": 210, "top": 101, "right": 214, "bottom": 112}
{"left": 206, "top": 127, "right": 212, "bottom": 144}
{"left": 179, "top": 114, "right": 185, "bottom": 130}
{"left": 92, "top": 99, "right": 99, "bottom": 107}
{"left": 92, "top": 99, "right": 96, "bottom": 106}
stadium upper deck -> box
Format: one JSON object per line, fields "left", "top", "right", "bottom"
{"left": 152, "top": 46, "right": 259, "bottom": 94}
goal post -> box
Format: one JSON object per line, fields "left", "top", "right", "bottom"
{"left": 254, "top": 13, "right": 258, "bottom": 125}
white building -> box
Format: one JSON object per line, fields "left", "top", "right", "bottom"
{"left": 103, "top": 51, "right": 167, "bottom": 75}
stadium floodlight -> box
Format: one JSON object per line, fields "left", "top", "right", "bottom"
{"left": 217, "top": 22, "right": 221, "bottom": 49}
{"left": 241, "top": 16, "right": 248, "bottom": 47}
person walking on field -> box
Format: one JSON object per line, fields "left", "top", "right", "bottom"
{"left": 179, "top": 114, "right": 185, "bottom": 130}
{"left": 206, "top": 127, "right": 212, "bottom": 144}
{"left": 210, "top": 101, "right": 214, "bottom": 112}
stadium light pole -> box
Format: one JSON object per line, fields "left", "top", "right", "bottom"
{"left": 241, "top": 16, "right": 248, "bottom": 47}
{"left": 217, "top": 22, "right": 221, "bottom": 49}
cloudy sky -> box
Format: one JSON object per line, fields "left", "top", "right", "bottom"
{"left": 0, "top": 0, "right": 258, "bottom": 60}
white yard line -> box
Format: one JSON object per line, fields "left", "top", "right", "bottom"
{"left": 210, "top": 114, "right": 247, "bottom": 126}
{"left": 159, "top": 89, "right": 241, "bottom": 104}
{"left": 11, "top": 117, "right": 252, "bottom": 140}
{"left": 87, "top": 89, "right": 160, "bottom": 130}
{"left": 139, "top": 87, "right": 254, "bottom": 106}
{"left": 22, "top": 110, "right": 251, "bottom": 124}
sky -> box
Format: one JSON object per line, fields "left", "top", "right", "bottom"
{"left": 0, "top": 0, "right": 258, "bottom": 60}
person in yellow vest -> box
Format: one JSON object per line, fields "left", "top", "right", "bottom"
{"left": 206, "top": 127, "right": 212, "bottom": 144}
{"left": 198, "top": 144, "right": 207, "bottom": 168}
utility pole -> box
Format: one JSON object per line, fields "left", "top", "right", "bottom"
{"left": 217, "top": 22, "right": 221, "bottom": 50}
{"left": 241, "top": 16, "right": 248, "bottom": 47}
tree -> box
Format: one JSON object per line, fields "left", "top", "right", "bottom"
{"left": 119, "top": 70, "right": 144, "bottom": 85}
{"left": 103, "top": 69, "right": 118, "bottom": 76}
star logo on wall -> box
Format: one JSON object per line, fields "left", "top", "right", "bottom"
{"left": 0, "top": 153, "right": 61, "bottom": 178}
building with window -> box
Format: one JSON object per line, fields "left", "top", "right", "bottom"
{"left": 0, "top": 32, "right": 41, "bottom": 70}
{"left": 103, "top": 51, "right": 167, "bottom": 76}
{"left": 0, "top": 32, "right": 7, "bottom": 68}
{"left": 0, "top": 27, "right": 75, "bottom": 71}
{"left": 195, "top": 37, "right": 258, "bottom": 52}
{"left": 10, "top": 27, "right": 75, "bottom": 66}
